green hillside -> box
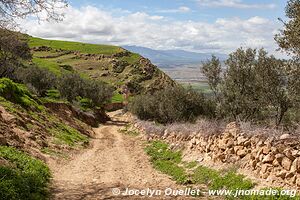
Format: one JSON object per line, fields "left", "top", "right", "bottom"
{"left": 28, "top": 37, "right": 176, "bottom": 95}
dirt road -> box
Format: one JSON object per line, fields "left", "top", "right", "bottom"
{"left": 50, "top": 111, "right": 195, "bottom": 200}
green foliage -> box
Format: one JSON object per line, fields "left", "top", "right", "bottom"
{"left": 145, "top": 141, "right": 188, "bottom": 184}
{"left": 211, "top": 170, "right": 254, "bottom": 191}
{"left": 46, "top": 89, "right": 61, "bottom": 99}
{"left": 32, "top": 57, "right": 62, "bottom": 75}
{"left": 0, "top": 78, "right": 41, "bottom": 110}
{"left": 275, "top": 0, "right": 300, "bottom": 56}
{"left": 201, "top": 55, "right": 222, "bottom": 99}
{"left": 58, "top": 73, "right": 113, "bottom": 107}
{"left": 129, "top": 86, "right": 215, "bottom": 124}
{"left": 203, "top": 48, "right": 292, "bottom": 126}
{"left": 0, "top": 29, "right": 31, "bottom": 79}
{"left": 0, "top": 146, "right": 51, "bottom": 200}
{"left": 15, "top": 66, "right": 58, "bottom": 96}
{"left": 49, "top": 123, "right": 89, "bottom": 146}
{"left": 76, "top": 97, "right": 93, "bottom": 111}
{"left": 111, "top": 92, "right": 124, "bottom": 103}
{"left": 184, "top": 161, "right": 198, "bottom": 169}
{"left": 29, "top": 37, "right": 123, "bottom": 55}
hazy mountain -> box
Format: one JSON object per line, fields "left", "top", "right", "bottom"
{"left": 123, "top": 45, "right": 227, "bottom": 68}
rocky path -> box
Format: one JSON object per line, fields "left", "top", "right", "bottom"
{"left": 49, "top": 111, "right": 200, "bottom": 200}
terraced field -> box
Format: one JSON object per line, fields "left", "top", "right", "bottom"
{"left": 28, "top": 37, "right": 176, "bottom": 95}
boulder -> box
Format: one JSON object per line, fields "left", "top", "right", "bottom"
{"left": 291, "top": 158, "right": 300, "bottom": 173}
{"left": 281, "top": 157, "right": 292, "bottom": 171}
{"left": 276, "top": 170, "right": 287, "bottom": 179}
{"left": 237, "top": 136, "right": 247, "bottom": 145}
{"left": 262, "top": 154, "right": 275, "bottom": 163}
{"left": 280, "top": 134, "right": 291, "bottom": 140}
{"left": 237, "top": 149, "right": 247, "bottom": 158}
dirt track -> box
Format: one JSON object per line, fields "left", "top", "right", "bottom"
{"left": 50, "top": 111, "right": 199, "bottom": 200}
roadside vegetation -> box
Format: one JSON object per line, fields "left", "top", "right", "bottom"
{"left": 130, "top": 0, "right": 300, "bottom": 130}
{"left": 129, "top": 86, "right": 215, "bottom": 124}
{"left": 0, "top": 146, "right": 51, "bottom": 200}
{"left": 145, "top": 140, "right": 300, "bottom": 199}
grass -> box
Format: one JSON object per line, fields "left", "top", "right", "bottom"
{"left": 111, "top": 92, "right": 124, "bottom": 103}
{"left": 49, "top": 123, "right": 89, "bottom": 146}
{"left": 32, "top": 57, "right": 62, "bottom": 75}
{"left": 120, "top": 53, "right": 141, "bottom": 64}
{"left": 29, "top": 37, "right": 123, "bottom": 55}
{"left": 184, "top": 161, "right": 198, "bottom": 169}
{"left": 0, "top": 146, "right": 51, "bottom": 200}
{"left": 181, "top": 82, "right": 212, "bottom": 94}
{"left": 145, "top": 141, "right": 299, "bottom": 199}
{"left": 145, "top": 141, "right": 188, "bottom": 184}
{"left": 145, "top": 141, "right": 260, "bottom": 199}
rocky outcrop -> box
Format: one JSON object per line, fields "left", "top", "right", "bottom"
{"left": 44, "top": 102, "right": 110, "bottom": 128}
{"left": 134, "top": 121, "right": 300, "bottom": 189}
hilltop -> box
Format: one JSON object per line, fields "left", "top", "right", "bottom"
{"left": 28, "top": 37, "right": 176, "bottom": 95}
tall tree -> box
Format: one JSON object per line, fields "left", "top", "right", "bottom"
{"left": 275, "top": 0, "right": 300, "bottom": 56}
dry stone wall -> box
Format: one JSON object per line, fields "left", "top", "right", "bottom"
{"left": 134, "top": 122, "right": 300, "bottom": 189}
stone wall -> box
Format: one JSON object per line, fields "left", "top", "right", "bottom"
{"left": 134, "top": 121, "right": 300, "bottom": 189}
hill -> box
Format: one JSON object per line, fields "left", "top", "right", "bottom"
{"left": 28, "top": 37, "right": 176, "bottom": 95}
{"left": 123, "top": 45, "right": 228, "bottom": 67}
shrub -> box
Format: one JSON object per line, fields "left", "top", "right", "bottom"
{"left": 0, "top": 146, "right": 51, "bottom": 200}
{"left": 57, "top": 73, "right": 84, "bottom": 102}
{"left": 0, "top": 29, "right": 31, "bottom": 79}
{"left": 15, "top": 66, "right": 58, "bottom": 96}
{"left": 46, "top": 89, "right": 61, "bottom": 99}
{"left": 58, "top": 73, "right": 113, "bottom": 107}
{"left": 81, "top": 79, "right": 114, "bottom": 107}
{"left": 129, "top": 86, "right": 215, "bottom": 124}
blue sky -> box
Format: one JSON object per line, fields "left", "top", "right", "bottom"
{"left": 69, "top": 0, "right": 287, "bottom": 22}
{"left": 22, "top": 0, "right": 289, "bottom": 57}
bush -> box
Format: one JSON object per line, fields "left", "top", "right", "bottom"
{"left": 0, "top": 29, "right": 31, "bottom": 79}
{"left": 129, "top": 86, "right": 215, "bottom": 124}
{"left": 81, "top": 79, "right": 114, "bottom": 107}
{"left": 0, "top": 146, "right": 51, "bottom": 200}
{"left": 15, "top": 66, "right": 58, "bottom": 96}
{"left": 58, "top": 73, "right": 113, "bottom": 107}
{"left": 46, "top": 89, "right": 61, "bottom": 100}
{"left": 57, "top": 73, "right": 84, "bottom": 102}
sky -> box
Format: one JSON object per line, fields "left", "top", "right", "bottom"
{"left": 21, "top": 0, "right": 289, "bottom": 57}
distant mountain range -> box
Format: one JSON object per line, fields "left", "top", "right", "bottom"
{"left": 123, "top": 45, "right": 227, "bottom": 68}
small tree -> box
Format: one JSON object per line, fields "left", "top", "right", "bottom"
{"left": 220, "top": 48, "right": 260, "bottom": 121}
{"left": 58, "top": 73, "right": 84, "bottom": 102}
{"left": 201, "top": 55, "right": 222, "bottom": 101}
{"left": 15, "top": 66, "right": 58, "bottom": 96}
{"left": 254, "top": 49, "right": 290, "bottom": 126}
{"left": 58, "top": 73, "right": 113, "bottom": 107}
{"left": 0, "top": 29, "right": 31, "bottom": 79}
{"left": 81, "top": 79, "right": 114, "bottom": 106}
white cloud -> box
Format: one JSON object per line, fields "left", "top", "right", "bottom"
{"left": 157, "top": 6, "right": 191, "bottom": 13}
{"left": 197, "top": 0, "right": 276, "bottom": 9}
{"left": 20, "top": 5, "right": 282, "bottom": 56}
